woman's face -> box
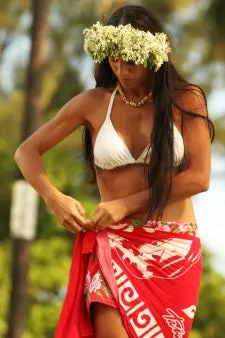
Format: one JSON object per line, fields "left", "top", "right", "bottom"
{"left": 108, "top": 56, "right": 151, "bottom": 89}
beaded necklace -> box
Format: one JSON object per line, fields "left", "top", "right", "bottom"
{"left": 117, "top": 82, "right": 152, "bottom": 108}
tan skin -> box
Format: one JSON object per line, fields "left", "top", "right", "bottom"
{"left": 14, "top": 58, "right": 211, "bottom": 338}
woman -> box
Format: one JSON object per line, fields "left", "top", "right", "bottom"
{"left": 14, "top": 5, "right": 214, "bottom": 338}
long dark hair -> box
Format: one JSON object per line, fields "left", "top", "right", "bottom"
{"left": 83, "top": 5, "right": 215, "bottom": 220}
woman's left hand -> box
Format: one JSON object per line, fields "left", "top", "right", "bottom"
{"left": 85, "top": 199, "right": 128, "bottom": 231}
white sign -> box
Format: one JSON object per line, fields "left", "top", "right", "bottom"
{"left": 10, "top": 180, "right": 39, "bottom": 240}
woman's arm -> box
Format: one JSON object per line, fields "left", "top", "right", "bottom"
{"left": 123, "top": 87, "right": 212, "bottom": 214}
{"left": 14, "top": 90, "right": 95, "bottom": 231}
{"left": 15, "top": 93, "right": 86, "bottom": 201}
{"left": 123, "top": 167, "right": 210, "bottom": 216}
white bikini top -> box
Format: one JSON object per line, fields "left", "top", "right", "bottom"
{"left": 93, "top": 88, "right": 185, "bottom": 170}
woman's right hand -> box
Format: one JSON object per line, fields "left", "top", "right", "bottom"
{"left": 46, "top": 191, "right": 87, "bottom": 234}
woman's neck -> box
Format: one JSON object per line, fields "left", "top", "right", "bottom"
{"left": 119, "top": 78, "right": 153, "bottom": 101}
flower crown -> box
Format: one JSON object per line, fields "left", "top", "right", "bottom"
{"left": 83, "top": 22, "right": 171, "bottom": 71}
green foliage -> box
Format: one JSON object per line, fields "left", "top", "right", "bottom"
{"left": 0, "top": 242, "right": 11, "bottom": 337}
{"left": 24, "top": 303, "right": 61, "bottom": 338}
{"left": 205, "top": 0, "right": 225, "bottom": 60}
{"left": 189, "top": 329, "right": 203, "bottom": 338}
{"left": 213, "top": 116, "right": 225, "bottom": 149}
{"left": 192, "top": 249, "right": 225, "bottom": 337}
{"left": 0, "top": 0, "right": 30, "bottom": 30}
{"left": 0, "top": 91, "right": 24, "bottom": 238}
{"left": 25, "top": 237, "right": 73, "bottom": 337}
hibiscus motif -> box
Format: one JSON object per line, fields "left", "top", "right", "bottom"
{"left": 89, "top": 272, "right": 103, "bottom": 293}
{"left": 158, "top": 223, "right": 172, "bottom": 232}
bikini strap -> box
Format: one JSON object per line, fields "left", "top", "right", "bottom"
{"left": 106, "top": 86, "right": 118, "bottom": 119}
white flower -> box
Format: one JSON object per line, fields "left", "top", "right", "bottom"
{"left": 83, "top": 22, "right": 171, "bottom": 71}
{"left": 89, "top": 272, "right": 102, "bottom": 293}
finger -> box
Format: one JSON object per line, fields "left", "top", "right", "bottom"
{"left": 63, "top": 224, "right": 77, "bottom": 234}
{"left": 72, "top": 221, "right": 83, "bottom": 232}
{"left": 89, "top": 209, "right": 104, "bottom": 227}
{"left": 83, "top": 217, "right": 100, "bottom": 231}
{"left": 83, "top": 219, "right": 93, "bottom": 230}
{"left": 93, "top": 211, "right": 115, "bottom": 230}
{"left": 62, "top": 214, "right": 84, "bottom": 230}
{"left": 73, "top": 213, "right": 87, "bottom": 228}
{"left": 63, "top": 220, "right": 83, "bottom": 233}
{"left": 75, "top": 201, "right": 86, "bottom": 217}
{"left": 93, "top": 214, "right": 110, "bottom": 230}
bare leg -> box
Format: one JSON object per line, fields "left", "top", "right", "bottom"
{"left": 91, "top": 303, "right": 129, "bottom": 338}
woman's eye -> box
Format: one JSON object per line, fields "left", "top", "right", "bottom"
{"left": 127, "top": 60, "right": 135, "bottom": 65}
{"left": 110, "top": 57, "right": 118, "bottom": 63}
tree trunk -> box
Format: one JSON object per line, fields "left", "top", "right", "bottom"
{"left": 22, "top": 0, "right": 51, "bottom": 140}
{"left": 7, "top": 1, "right": 51, "bottom": 337}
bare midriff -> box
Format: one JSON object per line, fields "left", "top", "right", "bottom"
{"left": 95, "top": 164, "right": 197, "bottom": 223}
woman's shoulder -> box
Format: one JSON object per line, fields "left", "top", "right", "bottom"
{"left": 173, "top": 84, "right": 207, "bottom": 117}
{"left": 74, "top": 86, "right": 115, "bottom": 115}
{"left": 62, "top": 86, "right": 115, "bottom": 128}
{"left": 79, "top": 86, "right": 115, "bottom": 102}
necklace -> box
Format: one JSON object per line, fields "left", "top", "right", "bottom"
{"left": 117, "top": 82, "right": 152, "bottom": 108}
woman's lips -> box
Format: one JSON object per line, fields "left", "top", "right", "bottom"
{"left": 120, "top": 78, "right": 131, "bottom": 86}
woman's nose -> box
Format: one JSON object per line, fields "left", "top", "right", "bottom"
{"left": 116, "top": 61, "right": 128, "bottom": 77}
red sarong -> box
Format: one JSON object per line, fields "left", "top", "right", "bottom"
{"left": 54, "top": 219, "right": 202, "bottom": 338}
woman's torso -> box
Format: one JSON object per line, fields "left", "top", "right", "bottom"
{"left": 85, "top": 86, "right": 196, "bottom": 223}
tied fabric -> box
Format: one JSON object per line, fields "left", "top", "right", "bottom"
{"left": 54, "top": 232, "right": 92, "bottom": 338}
{"left": 54, "top": 221, "right": 202, "bottom": 338}
{"left": 54, "top": 230, "right": 112, "bottom": 338}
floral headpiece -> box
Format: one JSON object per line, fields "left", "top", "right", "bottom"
{"left": 83, "top": 22, "right": 171, "bottom": 71}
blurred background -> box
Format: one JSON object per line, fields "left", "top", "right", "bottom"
{"left": 0, "top": 0, "right": 225, "bottom": 337}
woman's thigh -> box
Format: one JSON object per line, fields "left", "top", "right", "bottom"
{"left": 91, "top": 302, "right": 129, "bottom": 338}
